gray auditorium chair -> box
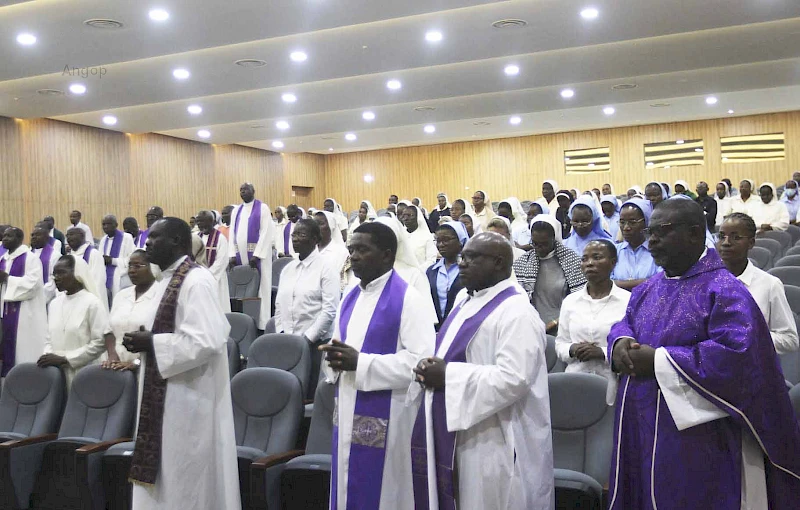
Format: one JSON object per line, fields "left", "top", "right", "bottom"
{"left": 248, "top": 334, "right": 312, "bottom": 399}
{"left": 549, "top": 372, "right": 615, "bottom": 510}
{"left": 264, "top": 316, "right": 277, "bottom": 334}
{"left": 279, "top": 378, "right": 336, "bottom": 510}
{"left": 785, "top": 246, "right": 800, "bottom": 258}
{"left": 0, "top": 365, "right": 66, "bottom": 509}
{"left": 776, "top": 255, "right": 800, "bottom": 268}
{"left": 29, "top": 365, "right": 136, "bottom": 510}
{"left": 755, "top": 238, "right": 783, "bottom": 265}
{"left": 761, "top": 230, "right": 792, "bottom": 255}
{"left": 227, "top": 312, "right": 258, "bottom": 364}
{"left": 228, "top": 265, "right": 261, "bottom": 325}
{"left": 227, "top": 338, "right": 241, "bottom": 379}
{"left": 233, "top": 368, "right": 303, "bottom": 510}
{"left": 780, "top": 285, "right": 800, "bottom": 385}
{"left": 769, "top": 266, "right": 800, "bottom": 287}
{"left": 787, "top": 225, "right": 800, "bottom": 246}
{"left": 790, "top": 384, "right": 800, "bottom": 419}
{"left": 545, "top": 335, "right": 567, "bottom": 373}
{"left": 101, "top": 441, "right": 136, "bottom": 510}
{"left": 748, "top": 246, "right": 772, "bottom": 271}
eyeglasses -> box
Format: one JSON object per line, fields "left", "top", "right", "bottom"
{"left": 618, "top": 219, "right": 645, "bottom": 228}
{"left": 570, "top": 220, "right": 591, "bottom": 227}
{"left": 718, "top": 233, "right": 753, "bottom": 243}
{"left": 128, "top": 263, "right": 150, "bottom": 269}
{"left": 471, "top": 196, "right": 483, "bottom": 201}
{"left": 643, "top": 222, "right": 688, "bottom": 238}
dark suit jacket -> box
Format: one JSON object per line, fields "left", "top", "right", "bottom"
{"left": 426, "top": 262, "right": 464, "bottom": 329}
{"left": 53, "top": 228, "right": 66, "bottom": 255}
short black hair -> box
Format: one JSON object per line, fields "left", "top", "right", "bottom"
{"left": 159, "top": 217, "right": 192, "bottom": 253}
{"left": 586, "top": 239, "right": 618, "bottom": 263}
{"left": 452, "top": 199, "right": 465, "bottom": 209}
{"left": 286, "top": 204, "right": 300, "bottom": 214}
{"left": 724, "top": 213, "right": 757, "bottom": 238}
{"left": 389, "top": 194, "right": 398, "bottom": 200}
{"left": 353, "top": 222, "right": 397, "bottom": 255}
{"left": 58, "top": 254, "right": 76, "bottom": 270}
{"left": 296, "top": 218, "right": 321, "bottom": 240}
{"left": 531, "top": 221, "right": 556, "bottom": 238}
{"left": 122, "top": 216, "right": 138, "bottom": 226}
{"left": 654, "top": 198, "right": 705, "bottom": 228}
{"left": 5, "top": 227, "right": 23, "bottom": 240}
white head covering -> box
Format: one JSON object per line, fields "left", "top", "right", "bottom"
{"left": 298, "top": 207, "right": 307, "bottom": 219}
{"left": 759, "top": 182, "right": 778, "bottom": 204}
{"left": 399, "top": 199, "right": 413, "bottom": 207}
{"left": 317, "top": 210, "right": 346, "bottom": 247}
{"left": 570, "top": 188, "right": 581, "bottom": 198}
{"left": 359, "top": 200, "right": 378, "bottom": 220}
{"left": 325, "top": 197, "right": 347, "bottom": 220}
{"left": 475, "top": 190, "right": 492, "bottom": 211}
{"left": 405, "top": 205, "right": 428, "bottom": 233}
{"left": 715, "top": 181, "right": 731, "bottom": 201}
{"left": 375, "top": 216, "right": 420, "bottom": 271}
{"left": 673, "top": 180, "right": 692, "bottom": 194}
{"left": 435, "top": 193, "right": 452, "bottom": 211}
{"left": 67, "top": 254, "right": 105, "bottom": 304}
{"left": 412, "top": 198, "right": 429, "bottom": 219}
{"left": 741, "top": 179, "right": 756, "bottom": 194}
{"left": 543, "top": 180, "right": 560, "bottom": 193}
{"left": 530, "top": 214, "right": 563, "bottom": 242}
{"left": 498, "top": 197, "right": 528, "bottom": 230}
{"left": 307, "top": 207, "right": 318, "bottom": 216}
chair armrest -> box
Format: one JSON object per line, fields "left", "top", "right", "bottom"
{"left": 75, "top": 438, "right": 133, "bottom": 455}
{"left": 251, "top": 449, "right": 305, "bottom": 470}
{"left": 250, "top": 450, "right": 306, "bottom": 510}
{"left": 239, "top": 297, "right": 261, "bottom": 302}
{"left": 0, "top": 433, "right": 57, "bottom": 449}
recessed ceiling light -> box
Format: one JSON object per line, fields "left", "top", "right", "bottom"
{"left": 560, "top": 88, "right": 575, "bottom": 99}
{"left": 328, "top": 148, "right": 334, "bottom": 151}
{"left": 345, "top": 133, "right": 357, "bottom": 141}
{"left": 148, "top": 9, "right": 169, "bottom": 21}
{"left": 102, "top": 115, "right": 118, "bottom": 126}
{"left": 272, "top": 141, "right": 284, "bottom": 149}
{"left": 664, "top": 165, "right": 671, "bottom": 169}
{"left": 473, "top": 121, "right": 491, "bottom": 126}
{"left": 69, "top": 84, "right": 87, "bottom": 95}
{"left": 425, "top": 30, "right": 443, "bottom": 42}
{"left": 728, "top": 109, "right": 735, "bottom": 114}
{"left": 491, "top": 19, "right": 528, "bottom": 29}
{"left": 234, "top": 59, "right": 267, "bottom": 68}
{"left": 580, "top": 7, "right": 599, "bottom": 19}
{"left": 275, "top": 120, "right": 290, "bottom": 130}
{"left": 83, "top": 19, "right": 124, "bottom": 29}
{"left": 723, "top": 157, "right": 729, "bottom": 161}
{"left": 197, "top": 130, "right": 210, "bottom": 139}
{"left": 705, "top": 96, "right": 718, "bottom": 105}
{"left": 172, "top": 68, "right": 190, "bottom": 80}
{"left": 509, "top": 116, "right": 522, "bottom": 125}
{"left": 362, "top": 111, "right": 376, "bottom": 121}
{"left": 565, "top": 157, "right": 571, "bottom": 162}
{"left": 603, "top": 106, "right": 615, "bottom": 115}
{"left": 281, "top": 93, "right": 297, "bottom": 103}
{"left": 424, "top": 124, "right": 436, "bottom": 134}
{"left": 16, "top": 33, "right": 36, "bottom": 46}
{"left": 37, "top": 89, "right": 64, "bottom": 96}
{"left": 187, "top": 104, "right": 202, "bottom": 115}
{"left": 676, "top": 139, "right": 684, "bottom": 144}
{"left": 386, "top": 79, "right": 402, "bottom": 90}
{"left": 364, "top": 175, "right": 374, "bottom": 183}
{"left": 504, "top": 65, "right": 520, "bottom": 76}
{"left": 290, "top": 51, "right": 307, "bottom": 62}
{"left": 612, "top": 83, "right": 637, "bottom": 91}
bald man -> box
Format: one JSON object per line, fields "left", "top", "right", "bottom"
{"left": 99, "top": 214, "right": 135, "bottom": 301}
{"left": 412, "top": 232, "right": 553, "bottom": 510}
{"left": 196, "top": 210, "right": 231, "bottom": 313}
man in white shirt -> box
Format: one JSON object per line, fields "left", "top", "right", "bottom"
{"left": 751, "top": 182, "right": 790, "bottom": 233}
{"left": 275, "top": 204, "right": 301, "bottom": 258}
{"left": 68, "top": 210, "right": 94, "bottom": 244}
{"left": 196, "top": 210, "right": 231, "bottom": 313}
{"left": 319, "top": 221, "right": 434, "bottom": 510}
{"left": 717, "top": 213, "right": 798, "bottom": 354}
{"left": 728, "top": 179, "right": 759, "bottom": 217}
{"left": 99, "top": 215, "right": 135, "bottom": 302}
{"left": 228, "top": 182, "right": 275, "bottom": 329}
{"left": 471, "top": 190, "right": 496, "bottom": 233}
{"left": 30, "top": 223, "right": 58, "bottom": 303}
{"left": 413, "top": 232, "right": 553, "bottom": 510}
{"left": 66, "top": 227, "right": 109, "bottom": 311}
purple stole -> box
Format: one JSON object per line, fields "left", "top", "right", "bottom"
{"left": 38, "top": 242, "right": 55, "bottom": 284}
{"left": 0, "top": 252, "right": 28, "bottom": 377}
{"left": 135, "top": 229, "right": 148, "bottom": 249}
{"left": 331, "top": 270, "right": 408, "bottom": 510}
{"left": 232, "top": 200, "right": 262, "bottom": 267}
{"left": 204, "top": 229, "right": 221, "bottom": 266}
{"left": 82, "top": 244, "right": 95, "bottom": 264}
{"left": 283, "top": 222, "right": 292, "bottom": 254}
{"left": 411, "top": 286, "right": 519, "bottom": 510}
{"left": 0, "top": 247, "right": 7, "bottom": 258}
{"left": 102, "top": 231, "right": 124, "bottom": 290}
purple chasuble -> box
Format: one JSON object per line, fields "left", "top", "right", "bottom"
{"left": 410, "top": 286, "right": 519, "bottom": 510}
{"left": 331, "top": 270, "right": 408, "bottom": 510}
{"left": 38, "top": 242, "right": 54, "bottom": 284}
{"left": 204, "top": 229, "right": 221, "bottom": 266}
{"left": 233, "top": 200, "right": 262, "bottom": 268}
{"left": 102, "top": 231, "right": 124, "bottom": 290}
{"left": 607, "top": 249, "right": 800, "bottom": 509}
{"left": 135, "top": 229, "right": 149, "bottom": 249}
{"left": 0, "top": 253, "right": 28, "bottom": 376}
{"left": 283, "top": 222, "right": 292, "bottom": 254}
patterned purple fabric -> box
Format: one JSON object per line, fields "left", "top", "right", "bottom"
{"left": 0, "top": 253, "right": 27, "bottom": 376}
{"left": 607, "top": 249, "right": 800, "bottom": 509}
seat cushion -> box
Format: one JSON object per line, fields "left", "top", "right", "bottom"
{"left": 554, "top": 468, "right": 603, "bottom": 498}
{"left": 237, "top": 445, "right": 267, "bottom": 462}
{"left": 285, "top": 454, "right": 332, "bottom": 472}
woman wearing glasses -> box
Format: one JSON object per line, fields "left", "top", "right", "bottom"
{"left": 611, "top": 198, "right": 661, "bottom": 291}
{"left": 563, "top": 195, "right": 613, "bottom": 256}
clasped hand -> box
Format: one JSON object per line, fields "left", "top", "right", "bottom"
{"left": 413, "top": 357, "right": 446, "bottom": 390}
{"left": 611, "top": 337, "right": 656, "bottom": 377}
{"left": 319, "top": 340, "right": 359, "bottom": 371}
{"left": 122, "top": 326, "right": 153, "bottom": 353}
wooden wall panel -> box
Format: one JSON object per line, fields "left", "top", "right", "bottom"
{"left": 283, "top": 153, "right": 326, "bottom": 208}
{"left": 325, "top": 111, "right": 800, "bottom": 212}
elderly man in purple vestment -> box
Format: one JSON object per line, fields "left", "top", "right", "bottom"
{"left": 31, "top": 222, "right": 58, "bottom": 303}
{"left": 320, "top": 221, "right": 434, "bottom": 510}
{"left": 228, "top": 183, "right": 275, "bottom": 329}
{"left": 607, "top": 199, "right": 800, "bottom": 509}
{"left": 411, "top": 232, "right": 553, "bottom": 510}
{"left": 100, "top": 215, "right": 135, "bottom": 302}
{"left": 0, "top": 227, "right": 48, "bottom": 376}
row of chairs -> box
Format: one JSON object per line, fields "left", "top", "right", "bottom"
{"left": 228, "top": 257, "right": 295, "bottom": 325}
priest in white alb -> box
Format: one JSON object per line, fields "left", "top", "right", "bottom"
{"left": 0, "top": 227, "right": 48, "bottom": 377}
{"left": 99, "top": 215, "right": 135, "bottom": 301}
{"left": 67, "top": 227, "right": 109, "bottom": 311}
{"left": 31, "top": 222, "right": 59, "bottom": 303}
{"left": 320, "top": 222, "right": 435, "bottom": 510}
{"left": 196, "top": 210, "right": 231, "bottom": 313}
{"left": 412, "top": 232, "right": 554, "bottom": 510}
{"left": 228, "top": 182, "right": 275, "bottom": 329}
{"left": 123, "top": 218, "right": 240, "bottom": 510}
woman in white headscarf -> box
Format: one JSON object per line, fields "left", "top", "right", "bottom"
{"left": 323, "top": 198, "right": 349, "bottom": 243}
{"left": 752, "top": 182, "right": 790, "bottom": 233}
{"left": 673, "top": 180, "right": 697, "bottom": 199}
{"left": 400, "top": 205, "right": 437, "bottom": 269}
{"left": 412, "top": 197, "right": 430, "bottom": 221}
{"left": 348, "top": 200, "right": 378, "bottom": 237}
{"left": 274, "top": 206, "right": 288, "bottom": 228}
{"left": 315, "top": 211, "right": 349, "bottom": 274}
{"left": 38, "top": 254, "right": 109, "bottom": 388}
{"left": 497, "top": 197, "right": 529, "bottom": 246}
{"left": 543, "top": 179, "right": 560, "bottom": 212}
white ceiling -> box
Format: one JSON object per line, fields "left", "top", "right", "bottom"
{"left": 2, "top": 0, "right": 800, "bottom": 154}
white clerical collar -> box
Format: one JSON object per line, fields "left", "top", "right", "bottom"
{"left": 4, "top": 245, "right": 29, "bottom": 260}
{"left": 74, "top": 243, "right": 89, "bottom": 255}
{"left": 361, "top": 269, "right": 393, "bottom": 293}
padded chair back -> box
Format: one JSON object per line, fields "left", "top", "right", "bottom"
{"left": 756, "top": 238, "right": 783, "bottom": 262}
{"left": 264, "top": 316, "right": 277, "bottom": 334}
{"left": 227, "top": 338, "right": 241, "bottom": 379}
{"left": 785, "top": 246, "right": 800, "bottom": 258}
{"left": 787, "top": 225, "right": 800, "bottom": 246}
{"left": 226, "top": 312, "right": 258, "bottom": 360}
{"left": 306, "top": 379, "right": 336, "bottom": 455}
{"left": 231, "top": 368, "right": 303, "bottom": 454}
{"left": 0, "top": 364, "right": 65, "bottom": 439}
{"left": 783, "top": 285, "right": 800, "bottom": 315}
{"left": 247, "top": 334, "right": 312, "bottom": 396}
{"left": 768, "top": 267, "right": 800, "bottom": 288}
{"left": 790, "top": 384, "right": 800, "bottom": 419}
{"left": 748, "top": 246, "right": 772, "bottom": 271}
{"left": 545, "top": 335, "right": 557, "bottom": 372}
{"left": 58, "top": 365, "right": 136, "bottom": 442}
{"left": 762, "top": 231, "right": 792, "bottom": 252}
{"left": 776, "top": 255, "right": 800, "bottom": 268}
{"left": 548, "top": 372, "right": 614, "bottom": 486}
{"left": 228, "top": 266, "right": 260, "bottom": 299}
{"left": 272, "top": 257, "right": 295, "bottom": 288}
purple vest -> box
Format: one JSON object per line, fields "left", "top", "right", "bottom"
{"left": 331, "top": 270, "right": 408, "bottom": 510}
{"left": 232, "top": 200, "right": 262, "bottom": 268}
{"left": 0, "top": 252, "right": 28, "bottom": 376}
{"left": 102, "top": 231, "right": 124, "bottom": 289}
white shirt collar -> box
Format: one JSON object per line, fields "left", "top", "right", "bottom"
{"left": 361, "top": 269, "right": 393, "bottom": 293}
{"left": 298, "top": 248, "right": 320, "bottom": 267}
{"left": 470, "top": 276, "right": 516, "bottom": 299}
{"left": 737, "top": 260, "right": 756, "bottom": 287}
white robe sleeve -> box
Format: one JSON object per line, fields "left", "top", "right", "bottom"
{"left": 113, "top": 233, "right": 135, "bottom": 268}
{"left": 303, "top": 263, "right": 340, "bottom": 343}
{"left": 253, "top": 204, "right": 274, "bottom": 260}
{"left": 4, "top": 255, "right": 43, "bottom": 302}
{"left": 228, "top": 206, "right": 241, "bottom": 259}
{"left": 444, "top": 305, "right": 545, "bottom": 431}
{"left": 322, "top": 303, "right": 342, "bottom": 384}
{"left": 766, "top": 278, "right": 799, "bottom": 354}
{"left": 65, "top": 299, "right": 109, "bottom": 368}
{"left": 423, "top": 236, "right": 438, "bottom": 269}
{"left": 152, "top": 273, "right": 229, "bottom": 379}
{"left": 207, "top": 234, "right": 229, "bottom": 281}
{"left": 354, "top": 289, "right": 435, "bottom": 392}
{"left": 773, "top": 204, "right": 790, "bottom": 232}
{"left": 554, "top": 302, "right": 574, "bottom": 363}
